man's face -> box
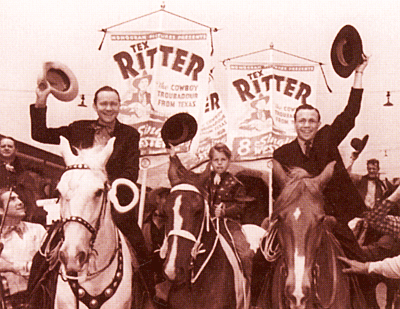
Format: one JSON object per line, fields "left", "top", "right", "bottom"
{"left": 138, "top": 78, "right": 149, "bottom": 91}
{"left": 0, "top": 191, "right": 25, "bottom": 219}
{"left": 367, "top": 163, "right": 379, "bottom": 179}
{"left": 93, "top": 91, "right": 120, "bottom": 125}
{"left": 0, "top": 138, "right": 16, "bottom": 159}
{"left": 294, "top": 109, "right": 321, "bottom": 142}
{"left": 211, "top": 150, "right": 230, "bottom": 174}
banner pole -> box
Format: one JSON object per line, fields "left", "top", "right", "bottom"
{"left": 138, "top": 158, "right": 151, "bottom": 229}
{"left": 269, "top": 44, "right": 274, "bottom": 219}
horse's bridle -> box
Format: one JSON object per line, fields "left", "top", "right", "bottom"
{"left": 60, "top": 164, "right": 108, "bottom": 249}
{"left": 266, "top": 219, "right": 338, "bottom": 309}
{"left": 163, "top": 184, "right": 219, "bottom": 284}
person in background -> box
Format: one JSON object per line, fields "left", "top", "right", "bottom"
{"left": 0, "top": 188, "right": 46, "bottom": 308}
{"left": 348, "top": 158, "right": 387, "bottom": 209}
{"left": 0, "top": 137, "right": 23, "bottom": 190}
{"left": 340, "top": 184, "right": 400, "bottom": 277}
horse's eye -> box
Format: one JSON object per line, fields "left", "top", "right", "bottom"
{"left": 94, "top": 189, "right": 103, "bottom": 198}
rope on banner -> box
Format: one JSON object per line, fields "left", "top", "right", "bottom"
{"left": 97, "top": 4, "right": 219, "bottom": 55}
{"left": 222, "top": 45, "right": 332, "bottom": 93}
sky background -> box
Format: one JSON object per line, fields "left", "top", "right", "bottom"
{"left": 1, "top": 0, "right": 400, "bottom": 183}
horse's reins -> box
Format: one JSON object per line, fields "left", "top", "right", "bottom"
{"left": 164, "top": 184, "right": 220, "bottom": 284}
{"left": 312, "top": 230, "right": 338, "bottom": 309}
{"left": 271, "top": 222, "right": 339, "bottom": 309}
{"left": 260, "top": 218, "right": 281, "bottom": 262}
{"left": 54, "top": 164, "right": 120, "bottom": 281}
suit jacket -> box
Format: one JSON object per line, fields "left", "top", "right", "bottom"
{"left": 354, "top": 175, "right": 387, "bottom": 207}
{"left": 30, "top": 104, "right": 140, "bottom": 183}
{"left": 273, "top": 88, "right": 367, "bottom": 223}
{"left": 0, "top": 156, "right": 24, "bottom": 189}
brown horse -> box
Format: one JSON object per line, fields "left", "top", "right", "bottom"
{"left": 161, "top": 183, "right": 250, "bottom": 309}
{"left": 257, "top": 160, "right": 355, "bottom": 308}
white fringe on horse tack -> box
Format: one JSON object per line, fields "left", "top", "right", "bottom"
{"left": 218, "top": 220, "right": 250, "bottom": 309}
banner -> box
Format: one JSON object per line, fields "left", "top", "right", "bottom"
{"left": 103, "top": 30, "right": 212, "bottom": 156}
{"left": 195, "top": 69, "right": 228, "bottom": 162}
{"left": 225, "top": 62, "right": 319, "bottom": 161}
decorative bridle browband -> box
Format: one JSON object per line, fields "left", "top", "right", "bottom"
{"left": 61, "top": 164, "right": 108, "bottom": 247}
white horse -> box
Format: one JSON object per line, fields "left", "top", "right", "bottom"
{"left": 54, "top": 136, "right": 140, "bottom": 309}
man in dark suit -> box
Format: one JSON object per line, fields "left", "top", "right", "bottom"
{"left": 273, "top": 55, "right": 369, "bottom": 261}
{"left": 29, "top": 85, "right": 154, "bottom": 299}
{"left": 272, "top": 56, "right": 380, "bottom": 307}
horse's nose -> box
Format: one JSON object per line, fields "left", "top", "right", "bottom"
{"left": 59, "top": 247, "right": 88, "bottom": 271}
{"left": 163, "top": 266, "right": 185, "bottom": 283}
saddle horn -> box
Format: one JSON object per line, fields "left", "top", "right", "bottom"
{"left": 109, "top": 178, "right": 140, "bottom": 213}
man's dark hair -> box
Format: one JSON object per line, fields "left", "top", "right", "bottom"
{"left": 367, "top": 158, "right": 380, "bottom": 169}
{"left": 0, "top": 136, "right": 17, "bottom": 146}
{"left": 93, "top": 86, "right": 120, "bottom": 105}
{"left": 294, "top": 104, "right": 321, "bottom": 122}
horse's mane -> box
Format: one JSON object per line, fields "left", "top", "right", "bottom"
{"left": 272, "top": 166, "right": 324, "bottom": 220}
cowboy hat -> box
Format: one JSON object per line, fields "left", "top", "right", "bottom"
{"left": 132, "top": 70, "right": 152, "bottom": 89}
{"left": 350, "top": 134, "right": 369, "bottom": 153}
{"left": 331, "top": 25, "right": 364, "bottom": 78}
{"left": 38, "top": 61, "right": 79, "bottom": 101}
{"left": 161, "top": 113, "right": 198, "bottom": 147}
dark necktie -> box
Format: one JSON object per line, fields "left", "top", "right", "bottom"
{"left": 93, "top": 123, "right": 113, "bottom": 146}
{"left": 305, "top": 140, "right": 312, "bottom": 157}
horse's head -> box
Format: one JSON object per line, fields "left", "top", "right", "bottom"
{"left": 272, "top": 159, "right": 335, "bottom": 308}
{"left": 56, "top": 137, "right": 138, "bottom": 276}
{"left": 161, "top": 184, "right": 206, "bottom": 284}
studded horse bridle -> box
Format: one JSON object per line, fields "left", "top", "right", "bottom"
{"left": 60, "top": 164, "right": 108, "bottom": 249}
{"left": 58, "top": 164, "right": 124, "bottom": 309}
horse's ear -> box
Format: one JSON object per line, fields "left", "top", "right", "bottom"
{"left": 59, "top": 136, "right": 77, "bottom": 166}
{"left": 98, "top": 137, "right": 116, "bottom": 165}
{"left": 272, "top": 159, "right": 290, "bottom": 190}
{"left": 315, "top": 161, "right": 336, "bottom": 190}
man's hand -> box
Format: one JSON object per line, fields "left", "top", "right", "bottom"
{"left": 350, "top": 151, "right": 360, "bottom": 161}
{"left": 35, "top": 77, "right": 51, "bottom": 108}
{"left": 355, "top": 54, "right": 369, "bottom": 74}
{"left": 338, "top": 256, "right": 369, "bottom": 274}
{"left": 166, "top": 144, "right": 176, "bottom": 157}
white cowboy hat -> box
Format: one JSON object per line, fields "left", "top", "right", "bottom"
{"left": 38, "top": 61, "right": 79, "bottom": 102}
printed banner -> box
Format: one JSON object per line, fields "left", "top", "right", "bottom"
{"left": 195, "top": 69, "right": 228, "bottom": 162}
{"left": 103, "top": 30, "right": 212, "bottom": 156}
{"left": 225, "top": 62, "right": 319, "bottom": 161}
